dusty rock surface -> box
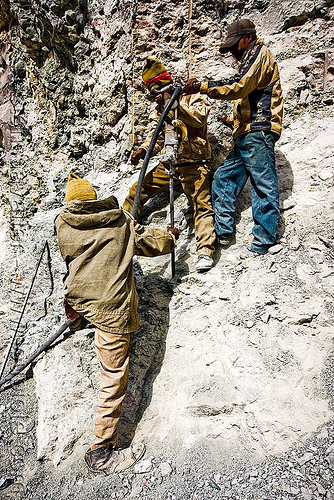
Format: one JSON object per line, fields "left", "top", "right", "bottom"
{"left": 0, "top": 0, "right": 333, "bottom": 499}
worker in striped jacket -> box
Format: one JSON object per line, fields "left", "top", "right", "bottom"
{"left": 184, "top": 19, "right": 283, "bottom": 257}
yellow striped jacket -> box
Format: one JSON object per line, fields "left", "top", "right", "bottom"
{"left": 200, "top": 39, "right": 283, "bottom": 140}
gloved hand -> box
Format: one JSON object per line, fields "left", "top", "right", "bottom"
{"left": 167, "top": 226, "right": 179, "bottom": 240}
{"left": 130, "top": 148, "right": 146, "bottom": 165}
{"left": 217, "top": 114, "right": 233, "bottom": 129}
{"left": 156, "top": 92, "right": 172, "bottom": 112}
{"left": 217, "top": 113, "right": 228, "bottom": 124}
{"left": 183, "top": 78, "right": 201, "bottom": 95}
{"left": 64, "top": 301, "right": 80, "bottom": 321}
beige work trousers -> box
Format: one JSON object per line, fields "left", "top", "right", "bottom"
{"left": 123, "top": 161, "right": 216, "bottom": 257}
{"left": 91, "top": 328, "right": 130, "bottom": 450}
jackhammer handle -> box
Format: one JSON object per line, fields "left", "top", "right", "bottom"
{"left": 150, "top": 82, "right": 184, "bottom": 96}
{"left": 0, "top": 318, "right": 73, "bottom": 389}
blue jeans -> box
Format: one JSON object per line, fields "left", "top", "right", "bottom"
{"left": 212, "top": 131, "right": 280, "bottom": 254}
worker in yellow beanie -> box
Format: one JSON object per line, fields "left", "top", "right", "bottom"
{"left": 55, "top": 173, "right": 178, "bottom": 475}
{"left": 123, "top": 58, "right": 216, "bottom": 272}
{"left": 142, "top": 57, "right": 173, "bottom": 91}
{"left": 65, "top": 171, "right": 97, "bottom": 203}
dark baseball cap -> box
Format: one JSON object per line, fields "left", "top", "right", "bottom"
{"left": 219, "top": 19, "right": 256, "bottom": 53}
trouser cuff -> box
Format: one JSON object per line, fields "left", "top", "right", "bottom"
{"left": 249, "top": 244, "right": 269, "bottom": 255}
{"left": 197, "top": 248, "right": 214, "bottom": 258}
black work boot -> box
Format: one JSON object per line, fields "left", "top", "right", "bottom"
{"left": 85, "top": 444, "right": 113, "bottom": 473}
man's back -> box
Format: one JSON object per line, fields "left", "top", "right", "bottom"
{"left": 56, "top": 196, "right": 174, "bottom": 333}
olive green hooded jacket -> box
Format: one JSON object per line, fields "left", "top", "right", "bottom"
{"left": 55, "top": 197, "right": 175, "bottom": 334}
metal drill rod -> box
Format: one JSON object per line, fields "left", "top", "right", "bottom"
{"left": 0, "top": 319, "right": 73, "bottom": 389}
{"left": 169, "top": 165, "right": 176, "bottom": 277}
{"left": 0, "top": 241, "right": 51, "bottom": 379}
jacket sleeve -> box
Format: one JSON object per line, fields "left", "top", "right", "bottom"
{"left": 178, "top": 94, "right": 210, "bottom": 128}
{"left": 200, "top": 44, "right": 271, "bottom": 100}
{"left": 134, "top": 223, "right": 175, "bottom": 257}
{"left": 139, "top": 109, "right": 165, "bottom": 156}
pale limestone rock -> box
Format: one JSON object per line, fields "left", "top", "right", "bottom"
{"left": 34, "top": 330, "right": 98, "bottom": 465}
{"left": 0, "top": 0, "right": 333, "bottom": 481}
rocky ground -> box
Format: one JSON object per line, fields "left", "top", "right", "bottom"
{"left": 0, "top": 0, "right": 333, "bottom": 499}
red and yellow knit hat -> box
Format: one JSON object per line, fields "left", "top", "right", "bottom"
{"left": 65, "top": 171, "right": 97, "bottom": 203}
{"left": 142, "top": 58, "right": 173, "bottom": 91}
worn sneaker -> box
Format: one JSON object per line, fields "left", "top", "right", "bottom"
{"left": 239, "top": 248, "right": 263, "bottom": 259}
{"left": 85, "top": 444, "right": 113, "bottom": 473}
{"left": 195, "top": 254, "right": 214, "bottom": 272}
{"left": 85, "top": 443, "right": 145, "bottom": 475}
{"left": 218, "top": 235, "right": 232, "bottom": 246}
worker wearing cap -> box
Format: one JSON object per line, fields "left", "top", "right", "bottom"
{"left": 123, "top": 58, "right": 216, "bottom": 272}
{"left": 55, "top": 171, "right": 177, "bottom": 474}
{"left": 184, "top": 19, "right": 283, "bottom": 256}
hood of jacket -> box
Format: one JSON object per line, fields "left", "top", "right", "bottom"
{"left": 60, "top": 196, "right": 122, "bottom": 229}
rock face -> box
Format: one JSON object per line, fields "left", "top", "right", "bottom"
{"left": 0, "top": 0, "right": 333, "bottom": 498}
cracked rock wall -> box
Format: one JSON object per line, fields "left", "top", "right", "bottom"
{"left": 0, "top": 0, "right": 333, "bottom": 477}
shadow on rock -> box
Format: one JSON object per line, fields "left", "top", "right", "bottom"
{"left": 140, "top": 180, "right": 184, "bottom": 224}
{"left": 276, "top": 149, "right": 294, "bottom": 239}
{"left": 229, "top": 149, "right": 294, "bottom": 239}
{"left": 117, "top": 261, "right": 174, "bottom": 446}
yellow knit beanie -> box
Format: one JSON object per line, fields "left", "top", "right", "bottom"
{"left": 142, "top": 58, "right": 173, "bottom": 91}
{"left": 65, "top": 171, "right": 97, "bottom": 203}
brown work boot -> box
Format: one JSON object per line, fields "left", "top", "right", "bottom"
{"left": 85, "top": 444, "right": 113, "bottom": 473}
{"left": 85, "top": 443, "right": 145, "bottom": 475}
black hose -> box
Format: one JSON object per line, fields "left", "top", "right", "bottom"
{"left": 131, "top": 84, "right": 183, "bottom": 218}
